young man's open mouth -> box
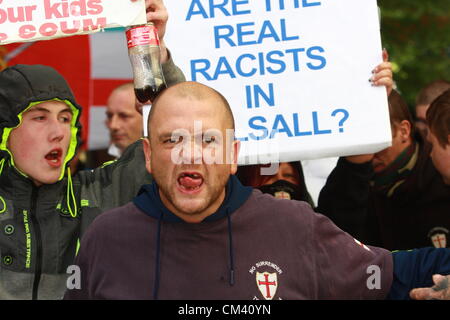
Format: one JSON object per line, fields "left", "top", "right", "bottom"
{"left": 45, "top": 148, "right": 63, "bottom": 168}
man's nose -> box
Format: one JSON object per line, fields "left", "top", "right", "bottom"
{"left": 178, "top": 138, "right": 203, "bottom": 165}
{"left": 108, "top": 115, "right": 120, "bottom": 130}
{"left": 49, "top": 121, "right": 66, "bottom": 142}
{"left": 190, "top": 139, "right": 204, "bottom": 164}
{"left": 274, "top": 171, "right": 284, "bottom": 181}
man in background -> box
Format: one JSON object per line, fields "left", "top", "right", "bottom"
{"left": 426, "top": 89, "right": 450, "bottom": 185}
{"left": 105, "top": 83, "right": 143, "bottom": 158}
{"left": 415, "top": 80, "right": 450, "bottom": 137}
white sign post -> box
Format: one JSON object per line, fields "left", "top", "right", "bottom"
{"left": 0, "top": 0, "right": 147, "bottom": 44}
{"left": 165, "top": 0, "right": 391, "bottom": 164}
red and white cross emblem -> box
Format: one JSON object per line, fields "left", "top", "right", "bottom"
{"left": 431, "top": 233, "right": 447, "bottom": 248}
{"left": 256, "top": 272, "right": 278, "bottom": 300}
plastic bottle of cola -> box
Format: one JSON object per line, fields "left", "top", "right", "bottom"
{"left": 126, "top": 23, "right": 167, "bottom": 103}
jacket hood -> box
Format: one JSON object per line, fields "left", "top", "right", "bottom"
{"left": 0, "top": 64, "right": 82, "bottom": 180}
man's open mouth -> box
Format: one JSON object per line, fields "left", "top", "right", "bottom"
{"left": 45, "top": 148, "right": 63, "bottom": 166}
{"left": 177, "top": 172, "right": 204, "bottom": 191}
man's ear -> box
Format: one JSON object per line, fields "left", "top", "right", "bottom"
{"left": 399, "top": 120, "right": 412, "bottom": 143}
{"left": 142, "top": 138, "right": 152, "bottom": 174}
{"left": 230, "top": 140, "right": 240, "bottom": 175}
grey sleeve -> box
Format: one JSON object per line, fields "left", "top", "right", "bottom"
{"left": 162, "top": 49, "right": 186, "bottom": 85}
{"left": 77, "top": 140, "right": 151, "bottom": 214}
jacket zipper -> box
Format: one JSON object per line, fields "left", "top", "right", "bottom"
{"left": 30, "top": 187, "right": 43, "bottom": 300}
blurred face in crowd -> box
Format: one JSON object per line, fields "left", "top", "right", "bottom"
{"left": 143, "top": 82, "right": 239, "bottom": 223}
{"left": 105, "top": 84, "right": 143, "bottom": 153}
{"left": 259, "top": 162, "right": 300, "bottom": 186}
{"left": 372, "top": 120, "right": 412, "bottom": 174}
{"left": 7, "top": 101, "right": 73, "bottom": 186}
{"left": 427, "top": 130, "right": 450, "bottom": 185}
{"left": 415, "top": 104, "right": 429, "bottom": 137}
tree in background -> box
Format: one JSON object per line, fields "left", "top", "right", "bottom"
{"left": 379, "top": 0, "right": 450, "bottom": 112}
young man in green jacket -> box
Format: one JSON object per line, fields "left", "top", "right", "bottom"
{"left": 0, "top": 0, "right": 185, "bottom": 299}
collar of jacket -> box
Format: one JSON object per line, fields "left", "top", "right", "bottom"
{"left": 372, "top": 142, "right": 418, "bottom": 196}
{"left": 133, "top": 174, "right": 253, "bottom": 223}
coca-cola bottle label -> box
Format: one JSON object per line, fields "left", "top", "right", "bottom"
{"left": 126, "top": 24, "right": 160, "bottom": 48}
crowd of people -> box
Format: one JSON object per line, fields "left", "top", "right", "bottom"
{"left": 0, "top": 0, "right": 449, "bottom": 300}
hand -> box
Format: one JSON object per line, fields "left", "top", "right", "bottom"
{"left": 131, "top": 0, "right": 169, "bottom": 63}
{"left": 410, "top": 274, "right": 450, "bottom": 300}
{"left": 370, "top": 49, "right": 393, "bottom": 96}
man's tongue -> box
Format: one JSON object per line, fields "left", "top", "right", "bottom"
{"left": 179, "top": 175, "right": 203, "bottom": 188}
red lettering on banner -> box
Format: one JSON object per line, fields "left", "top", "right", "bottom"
{"left": 40, "top": 23, "right": 59, "bottom": 37}
{"left": 61, "top": 20, "right": 81, "bottom": 34}
{"left": 0, "top": 2, "right": 37, "bottom": 24}
{"left": 44, "top": 0, "right": 67, "bottom": 19}
{"left": 3, "top": 0, "right": 106, "bottom": 42}
{"left": 87, "top": 0, "right": 104, "bottom": 15}
{"left": 18, "top": 25, "right": 36, "bottom": 39}
{"left": 69, "top": 0, "right": 86, "bottom": 17}
{"left": 44, "top": 0, "right": 104, "bottom": 19}
{"left": 83, "top": 17, "right": 107, "bottom": 32}
{"left": 17, "top": 17, "right": 107, "bottom": 40}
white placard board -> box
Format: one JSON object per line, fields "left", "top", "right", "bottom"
{"left": 165, "top": 0, "right": 392, "bottom": 164}
{"left": 0, "top": 0, "right": 147, "bottom": 44}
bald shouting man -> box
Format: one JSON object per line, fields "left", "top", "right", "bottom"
{"left": 65, "top": 82, "right": 450, "bottom": 300}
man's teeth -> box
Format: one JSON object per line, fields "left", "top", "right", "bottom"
{"left": 46, "top": 151, "right": 61, "bottom": 162}
{"left": 184, "top": 173, "right": 201, "bottom": 179}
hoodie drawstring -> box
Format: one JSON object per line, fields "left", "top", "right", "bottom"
{"left": 226, "top": 208, "right": 235, "bottom": 286}
{"left": 66, "top": 167, "right": 78, "bottom": 218}
{"left": 153, "top": 211, "right": 163, "bottom": 300}
{"left": 0, "top": 158, "right": 5, "bottom": 175}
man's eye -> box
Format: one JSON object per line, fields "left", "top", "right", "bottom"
{"left": 165, "top": 136, "right": 183, "bottom": 144}
{"left": 204, "top": 136, "right": 216, "bottom": 143}
{"left": 33, "top": 116, "right": 45, "bottom": 121}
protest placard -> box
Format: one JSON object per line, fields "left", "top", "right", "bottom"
{"left": 164, "top": 0, "right": 391, "bottom": 164}
{"left": 0, "top": 0, "right": 147, "bottom": 44}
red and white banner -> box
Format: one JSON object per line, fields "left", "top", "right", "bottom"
{"left": 0, "top": 0, "right": 146, "bottom": 44}
{"left": 3, "top": 29, "right": 133, "bottom": 150}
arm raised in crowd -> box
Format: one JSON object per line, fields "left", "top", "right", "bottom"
{"left": 316, "top": 51, "right": 393, "bottom": 242}
{"left": 134, "top": 0, "right": 186, "bottom": 85}
{"left": 131, "top": 0, "right": 185, "bottom": 113}
{"left": 131, "top": 0, "right": 169, "bottom": 62}
{"left": 76, "top": 0, "right": 186, "bottom": 233}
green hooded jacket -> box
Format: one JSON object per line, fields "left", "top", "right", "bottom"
{"left": 0, "top": 61, "right": 185, "bottom": 300}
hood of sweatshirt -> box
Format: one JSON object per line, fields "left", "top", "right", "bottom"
{"left": 0, "top": 64, "right": 82, "bottom": 181}
{"left": 133, "top": 174, "right": 253, "bottom": 222}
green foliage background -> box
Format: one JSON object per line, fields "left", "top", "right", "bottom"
{"left": 379, "top": 0, "right": 450, "bottom": 112}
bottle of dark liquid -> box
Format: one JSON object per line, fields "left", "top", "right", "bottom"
{"left": 126, "top": 23, "right": 167, "bottom": 103}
